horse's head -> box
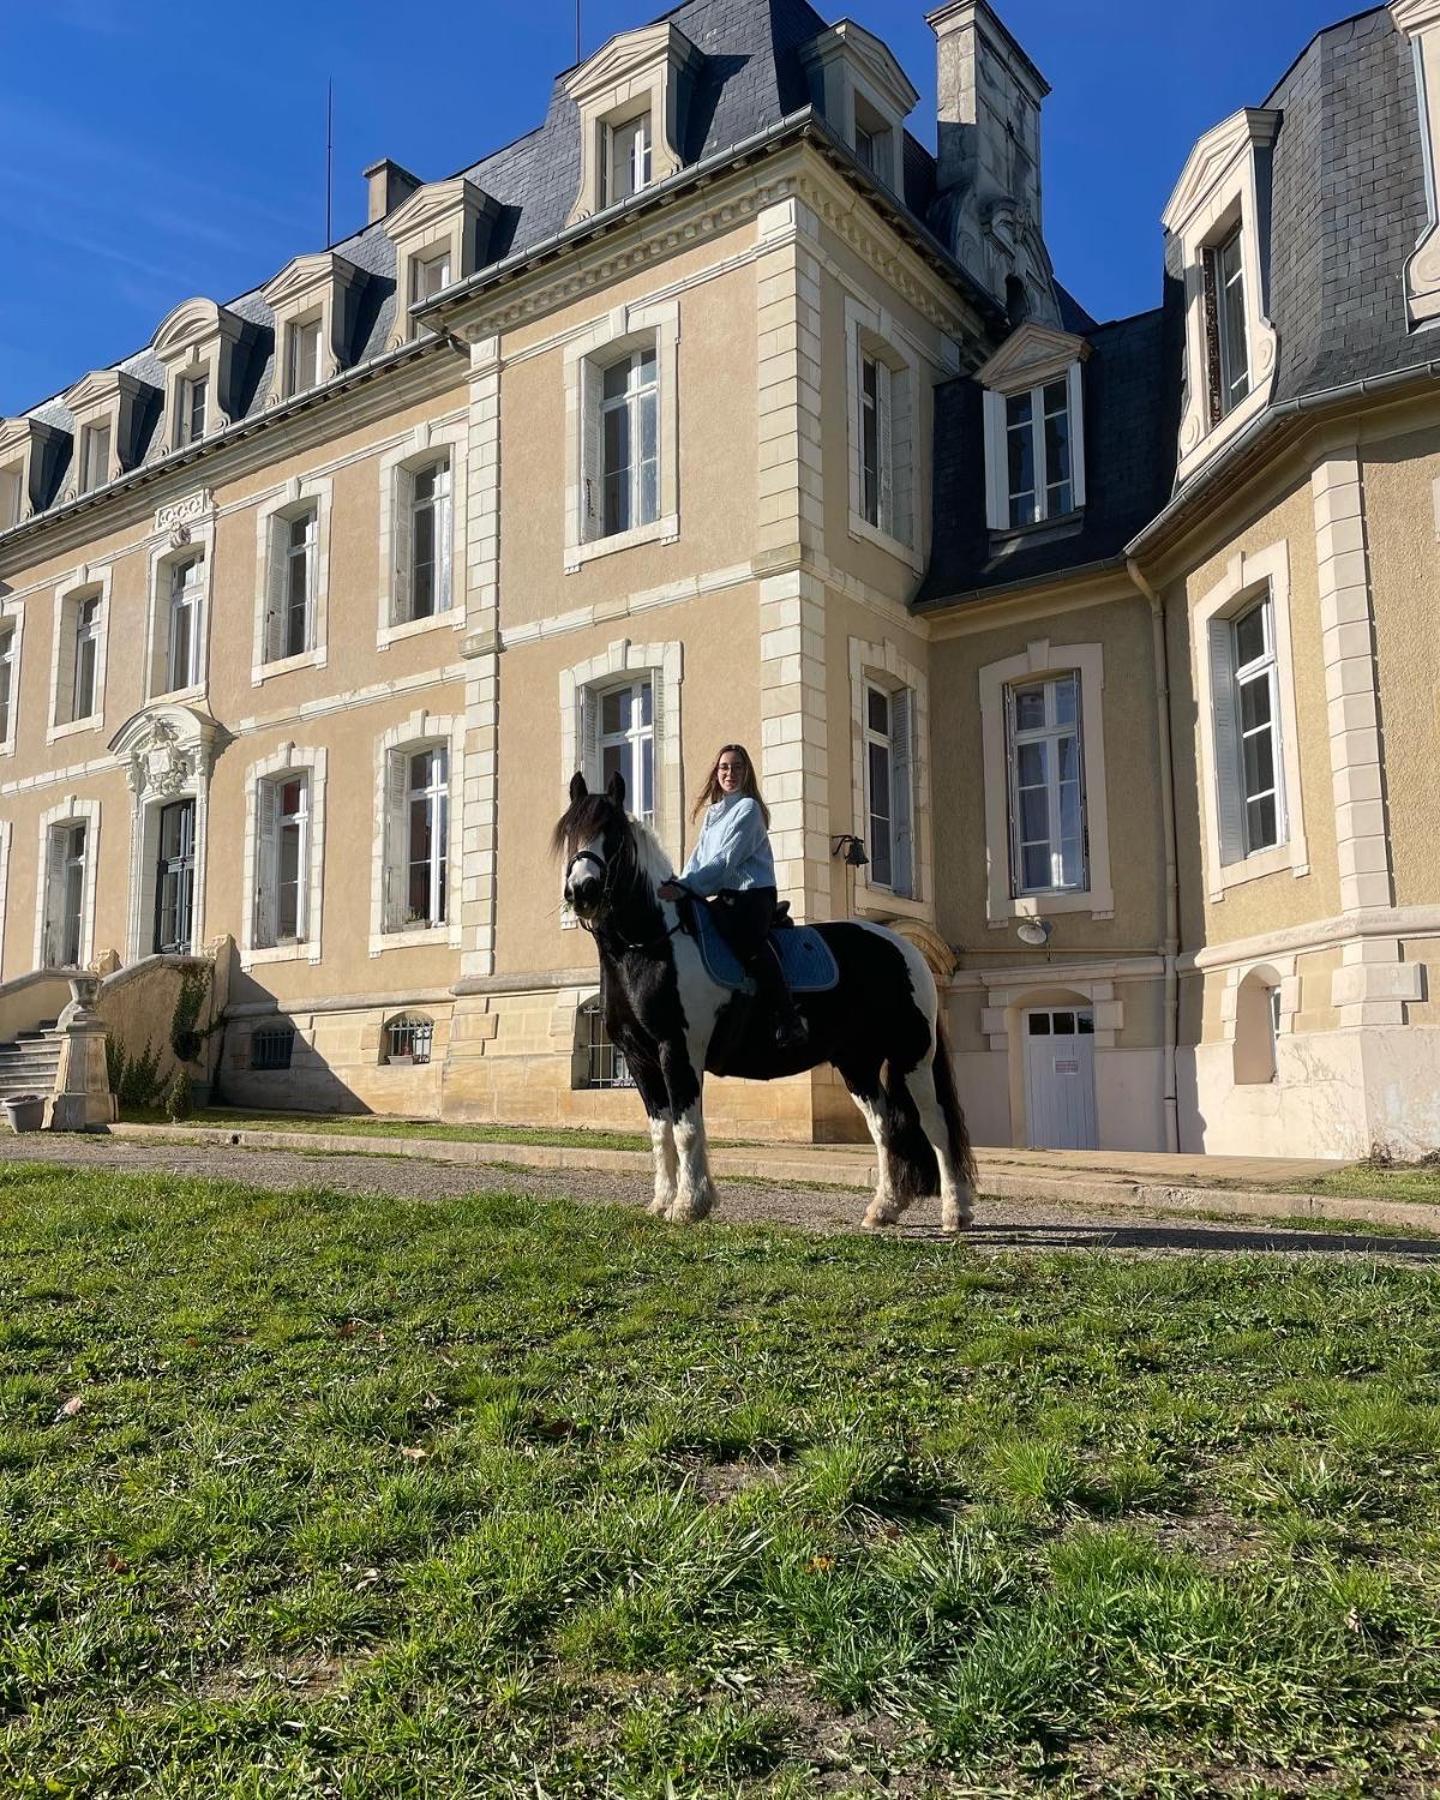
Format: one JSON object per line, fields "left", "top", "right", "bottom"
{"left": 553, "top": 770, "right": 631, "bottom": 924}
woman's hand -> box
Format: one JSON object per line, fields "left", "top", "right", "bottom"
{"left": 658, "top": 880, "right": 685, "bottom": 901}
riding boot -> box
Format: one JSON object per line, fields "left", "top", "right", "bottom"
{"left": 753, "top": 941, "right": 808, "bottom": 1050}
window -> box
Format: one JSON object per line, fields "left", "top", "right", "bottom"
{"left": 1234, "top": 971, "right": 1281, "bottom": 1086}
{"left": 846, "top": 301, "right": 919, "bottom": 561}
{"left": 254, "top": 773, "right": 310, "bottom": 949}
{"left": 384, "top": 745, "right": 448, "bottom": 931}
{"left": 286, "top": 317, "right": 323, "bottom": 394}
{"left": 410, "top": 249, "right": 451, "bottom": 305}
{"left": 43, "top": 821, "right": 88, "bottom": 967}
{"left": 1007, "top": 673, "right": 1086, "bottom": 894}
{"left": 1229, "top": 595, "right": 1282, "bottom": 857}
{"left": 153, "top": 799, "right": 196, "bottom": 955}
{"left": 0, "top": 623, "right": 14, "bottom": 743}
{"left": 266, "top": 507, "right": 317, "bottom": 662}
{"left": 591, "top": 679, "right": 654, "bottom": 823}
{"left": 177, "top": 374, "right": 207, "bottom": 446}
{"left": 605, "top": 113, "right": 652, "bottom": 204}
{"left": 1204, "top": 226, "right": 1249, "bottom": 421}
{"left": 852, "top": 94, "right": 892, "bottom": 184}
{"left": 250, "top": 1025, "right": 295, "bottom": 1071}
{"left": 78, "top": 421, "right": 110, "bottom": 494}
{"left": 1004, "top": 379, "right": 1074, "bottom": 527}
{"left": 71, "top": 594, "right": 101, "bottom": 721}
{"left": 863, "top": 683, "right": 914, "bottom": 897}
{"left": 0, "top": 462, "right": 21, "bottom": 529}
{"left": 166, "top": 555, "right": 204, "bottom": 692}
{"left": 391, "top": 457, "right": 452, "bottom": 625}
{"left": 860, "top": 355, "right": 888, "bottom": 531}
{"left": 579, "top": 997, "right": 636, "bottom": 1089}
{"left": 385, "top": 1014, "right": 433, "bottom": 1064}
{"left": 600, "top": 350, "right": 658, "bottom": 537}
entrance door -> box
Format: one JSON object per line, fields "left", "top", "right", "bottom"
{"left": 153, "top": 799, "right": 195, "bottom": 954}
{"left": 1023, "top": 1007, "right": 1098, "bottom": 1150}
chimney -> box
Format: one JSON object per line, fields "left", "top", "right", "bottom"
{"left": 364, "top": 157, "right": 422, "bottom": 224}
{"left": 927, "top": 1, "right": 1058, "bottom": 323}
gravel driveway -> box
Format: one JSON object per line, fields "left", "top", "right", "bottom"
{"left": 4, "top": 1132, "right": 1438, "bottom": 1261}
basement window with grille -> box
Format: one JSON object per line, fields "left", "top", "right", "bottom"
{"left": 250, "top": 1025, "right": 295, "bottom": 1071}
{"left": 384, "top": 1013, "right": 433, "bottom": 1065}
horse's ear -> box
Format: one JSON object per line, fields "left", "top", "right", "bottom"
{"left": 569, "top": 771, "right": 588, "bottom": 804}
{"left": 605, "top": 769, "right": 626, "bottom": 811}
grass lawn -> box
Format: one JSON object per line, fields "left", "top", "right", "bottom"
{"left": 2, "top": 1167, "right": 1439, "bottom": 1797}
{"left": 118, "top": 1107, "right": 676, "bottom": 1154}
{"left": 1279, "top": 1161, "right": 1440, "bottom": 1207}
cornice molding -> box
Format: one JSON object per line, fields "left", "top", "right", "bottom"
{"left": 1162, "top": 107, "right": 1282, "bottom": 235}
{"left": 261, "top": 251, "right": 362, "bottom": 311}
{"left": 976, "top": 321, "right": 1089, "bottom": 389}
{"left": 386, "top": 176, "right": 494, "bottom": 245}
{"left": 151, "top": 296, "right": 244, "bottom": 359}
{"left": 562, "top": 20, "right": 700, "bottom": 106}
{"left": 1392, "top": 0, "right": 1440, "bottom": 36}
{"left": 63, "top": 366, "right": 153, "bottom": 419}
{"left": 800, "top": 20, "right": 921, "bottom": 117}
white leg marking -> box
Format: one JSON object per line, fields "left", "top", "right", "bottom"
{"left": 669, "top": 1103, "right": 716, "bottom": 1224}
{"left": 851, "top": 1090, "right": 903, "bottom": 1230}
{"left": 906, "top": 1056, "right": 973, "bottom": 1234}
{"left": 649, "top": 1116, "right": 678, "bottom": 1216}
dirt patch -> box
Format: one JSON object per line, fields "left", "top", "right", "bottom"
{"left": 683, "top": 1457, "right": 788, "bottom": 1504}
{"left": 198, "top": 1655, "right": 353, "bottom": 1703}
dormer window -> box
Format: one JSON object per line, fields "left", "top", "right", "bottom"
{"left": 79, "top": 421, "right": 110, "bottom": 494}
{"left": 177, "top": 373, "right": 208, "bottom": 448}
{"left": 605, "top": 112, "right": 652, "bottom": 206}
{"left": 410, "top": 248, "right": 452, "bottom": 305}
{"left": 0, "top": 460, "right": 22, "bottom": 529}
{"left": 977, "top": 324, "right": 1088, "bottom": 534}
{"left": 1205, "top": 224, "right": 1249, "bottom": 420}
{"left": 263, "top": 254, "right": 363, "bottom": 396}
{"left": 852, "top": 93, "right": 893, "bottom": 181}
{"left": 385, "top": 180, "right": 498, "bottom": 340}
{"left": 800, "top": 20, "right": 918, "bottom": 197}
{"left": 149, "top": 298, "right": 245, "bottom": 455}
{"left": 286, "top": 317, "right": 323, "bottom": 395}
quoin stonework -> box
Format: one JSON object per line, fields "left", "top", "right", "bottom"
{"left": 3, "top": 0, "right": 1440, "bottom": 1158}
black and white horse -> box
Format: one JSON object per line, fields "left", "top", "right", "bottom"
{"left": 555, "top": 772, "right": 976, "bottom": 1231}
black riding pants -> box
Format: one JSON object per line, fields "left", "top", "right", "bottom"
{"left": 708, "top": 887, "right": 793, "bottom": 1017}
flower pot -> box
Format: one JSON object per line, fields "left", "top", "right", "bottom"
{"left": 387, "top": 1054, "right": 414, "bottom": 1067}
{"left": 3, "top": 1094, "right": 47, "bottom": 1133}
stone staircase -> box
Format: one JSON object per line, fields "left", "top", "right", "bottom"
{"left": 0, "top": 1022, "right": 62, "bottom": 1103}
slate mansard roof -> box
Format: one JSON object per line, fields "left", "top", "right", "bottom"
{"left": 920, "top": 3, "right": 1438, "bottom": 608}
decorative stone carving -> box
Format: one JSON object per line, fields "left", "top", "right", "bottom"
{"left": 125, "top": 717, "right": 197, "bottom": 799}
{"left": 155, "top": 489, "right": 212, "bottom": 533}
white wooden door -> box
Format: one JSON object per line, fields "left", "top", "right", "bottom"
{"left": 1023, "top": 1007, "right": 1098, "bottom": 1150}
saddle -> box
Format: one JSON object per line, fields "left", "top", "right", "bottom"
{"left": 686, "top": 896, "right": 840, "bottom": 994}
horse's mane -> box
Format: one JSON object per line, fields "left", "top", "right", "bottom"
{"left": 551, "top": 794, "right": 674, "bottom": 895}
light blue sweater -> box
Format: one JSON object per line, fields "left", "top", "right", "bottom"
{"left": 681, "top": 794, "right": 776, "bottom": 896}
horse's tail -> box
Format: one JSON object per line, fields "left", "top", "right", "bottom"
{"left": 886, "top": 1018, "right": 976, "bottom": 1205}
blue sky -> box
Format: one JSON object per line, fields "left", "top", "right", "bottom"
{"left": 0, "top": 0, "right": 1355, "bottom": 416}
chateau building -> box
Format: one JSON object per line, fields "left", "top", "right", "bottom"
{"left": 2, "top": 0, "right": 1440, "bottom": 1157}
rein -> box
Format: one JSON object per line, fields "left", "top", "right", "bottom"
{"left": 572, "top": 839, "right": 687, "bottom": 955}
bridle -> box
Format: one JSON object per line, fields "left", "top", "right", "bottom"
{"left": 567, "top": 831, "right": 686, "bottom": 954}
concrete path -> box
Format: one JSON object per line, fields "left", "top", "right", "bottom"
{"left": 2, "top": 1132, "right": 1437, "bottom": 1261}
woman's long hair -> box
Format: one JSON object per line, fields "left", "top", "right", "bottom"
{"left": 691, "top": 742, "right": 770, "bottom": 826}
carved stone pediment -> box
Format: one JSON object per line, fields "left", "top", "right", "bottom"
{"left": 110, "top": 703, "right": 224, "bottom": 799}
{"left": 976, "top": 321, "right": 1089, "bottom": 392}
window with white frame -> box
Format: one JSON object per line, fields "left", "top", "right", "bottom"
{"left": 55, "top": 589, "right": 103, "bottom": 727}
{"left": 286, "top": 316, "right": 323, "bottom": 395}
{"left": 42, "top": 820, "right": 88, "bottom": 967}
{"left": 391, "top": 456, "right": 452, "bottom": 625}
{"left": 1210, "top": 591, "right": 1284, "bottom": 862}
{"left": 604, "top": 112, "right": 652, "bottom": 205}
{"left": 585, "top": 678, "right": 655, "bottom": 824}
{"left": 78, "top": 421, "right": 110, "bottom": 494}
{"left": 253, "top": 772, "right": 310, "bottom": 949}
{"left": 383, "top": 744, "right": 448, "bottom": 931}
{"left": 264, "top": 505, "right": 318, "bottom": 663}
{"left": 860, "top": 354, "right": 890, "bottom": 532}
{"left": 846, "top": 301, "right": 918, "bottom": 559}
{"left": 852, "top": 93, "right": 892, "bottom": 182}
{"left": 1006, "top": 673, "right": 1087, "bottom": 894}
{"left": 164, "top": 554, "right": 205, "bottom": 693}
{"left": 0, "top": 622, "right": 14, "bottom": 743}
{"left": 1204, "top": 224, "right": 1249, "bottom": 422}
{"left": 596, "top": 348, "right": 658, "bottom": 539}
{"left": 863, "top": 683, "right": 915, "bottom": 898}
{"left": 410, "top": 248, "right": 452, "bottom": 306}
{"left": 176, "top": 373, "right": 208, "bottom": 447}
{"left": 1004, "top": 377, "right": 1076, "bottom": 528}
{"left": 1, "top": 460, "right": 24, "bottom": 529}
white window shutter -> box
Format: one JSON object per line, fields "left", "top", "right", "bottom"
{"left": 581, "top": 360, "right": 605, "bottom": 540}
{"left": 392, "top": 469, "right": 415, "bottom": 625}
{"left": 581, "top": 685, "right": 601, "bottom": 788}
{"left": 876, "top": 358, "right": 894, "bottom": 536}
{"left": 983, "top": 389, "right": 1008, "bottom": 531}
{"left": 647, "top": 671, "right": 664, "bottom": 832}
{"left": 384, "top": 751, "right": 410, "bottom": 927}
{"left": 43, "top": 831, "right": 65, "bottom": 966}
{"left": 438, "top": 470, "right": 454, "bottom": 612}
{"left": 264, "top": 519, "right": 287, "bottom": 662}
{"left": 1068, "top": 361, "right": 1087, "bottom": 508}
{"left": 1209, "top": 621, "right": 1245, "bottom": 866}
{"left": 255, "top": 779, "right": 280, "bottom": 948}
{"left": 891, "top": 687, "right": 915, "bottom": 899}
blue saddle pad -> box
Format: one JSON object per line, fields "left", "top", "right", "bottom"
{"left": 691, "top": 902, "right": 840, "bottom": 994}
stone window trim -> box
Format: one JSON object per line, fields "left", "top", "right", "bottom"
{"left": 0, "top": 596, "right": 25, "bottom": 759}
{"left": 240, "top": 743, "right": 328, "bottom": 970}
{"left": 977, "top": 324, "right": 1090, "bottom": 534}
{"left": 979, "top": 639, "right": 1115, "bottom": 924}
{"left": 150, "top": 298, "right": 246, "bottom": 454}
{"left": 562, "top": 21, "right": 699, "bottom": 226}
{"left": 799, "top": 19, "right": 919, "bottom": 197}
{"left": 251, "top": 473, "right": 334, "bottom": 684}
{"left": 564, "top": 298, "right": 680, "bottom": 572}
{"left": 111, "top": 704, "right": 219, "bottom": 965}
{"left": 145, "top": 516, "right": 215, "bottom": 706}
{"left": 844, "top": 295, "right": 922, "bottom": 571}
{"left": 847, "top": 636, "right": 932, "bottom": 919}
{"left": 46, "top": 564, "right": 112, "bottom": 746}
{"left": 368, "top": 709, "right": 465, "bottom": 956}
{"left": 1394, "top": 1, "right": 1440, "bottom": 325}
{"left": 559, "top": 637, "right": 684, "bottom": 870}
{"left": 376, "top": 420, "right": 468, "bottom": 648}
{"left": 59, "top": 368, "right": 152, "bottom": 501}
{"left": 0, "top": 817, "right": 9, "bottom": 972}
{"left": 1192, "top": 540, "right": 1308, "bottom": 902}
{"left": 1162, "top": 107, "right": 1280, "bottom": 481}
{"left": 385, "top": 178, "right": 501, "bottom": 345}
{"left": 33, "top": 794, "right": 101, "bottom": 972}
{"left": 0, "top": 416, "right": 59, "bottom": 531}
{"left": 261, "top": 252, "right": 363, "bottom": 397}
{"left": 1223, "top": 955, "right": 1300, "bottom": 1085}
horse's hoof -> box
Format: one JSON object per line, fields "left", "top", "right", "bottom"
{"left": 863, "top": 1201, "right": 901, "bottom": 1229}
{"left": 649, "top": 1194, "right": 673, "bottom": 1216}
